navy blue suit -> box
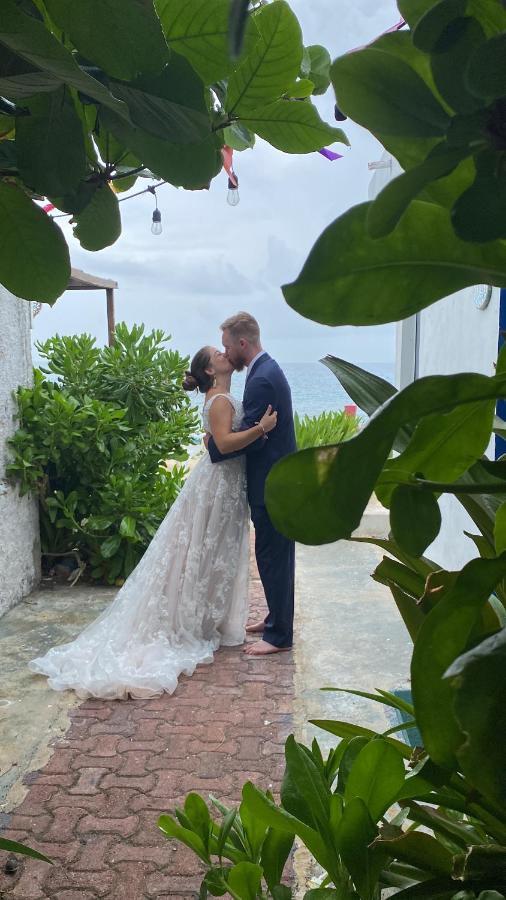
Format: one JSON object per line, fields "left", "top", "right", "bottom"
{"left": 208, "top": 354, "right": 296, "bottom": 648}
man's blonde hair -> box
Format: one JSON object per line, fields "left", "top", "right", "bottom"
{"left": 220, "top": 312, "right": 260, "bottom": 344}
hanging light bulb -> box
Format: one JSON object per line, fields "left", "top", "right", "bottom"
{"left": 227, "top": 176, "right": 240, "bottom": 207}
{"left": 148, "top": 184, "right": 163, "bottom": 234}
{"left": 151, "top": 207, "right": 162, "bottom": 235}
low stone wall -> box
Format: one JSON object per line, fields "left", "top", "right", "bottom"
{"left": 0, "top": 286, "right": 40, "bottom": 616}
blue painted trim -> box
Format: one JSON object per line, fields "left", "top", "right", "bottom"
{"left": 496, "top": 289, "right": 506, "bottom": 459}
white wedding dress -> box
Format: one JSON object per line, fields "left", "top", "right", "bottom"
{"left": 29, "top": 394, "right": 250, "bottom": 700}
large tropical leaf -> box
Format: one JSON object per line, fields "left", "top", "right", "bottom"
{"left": 238, "top": 99, "right": 347, "bottom": 153}
{"left": 412, "top": 556, "right": 506, "bottom": 769}
{"left": 72, "top": 184, "right": 121, "bottom": 251}
{"left": 331, "top": 47, "right": 449, "bottom": 138}
{"left": 99, "top": 109, "right": 222, "bottom": 189}
{"left": 155, "top": 0, "right": 256, "bottom": 84}
{"left": 16, "top": 87, "right": 86, "bottom": 197}
{"left": 0, "top": 0, "right": 128, "bottom": 119}
{"left": 265, "top": 371, "right": 506, "bottom": 545}
{"left": 44, "top": 0, "right": 169, "bottom": 81}
{"left": 227, "top": 0, "right": 302, "bottom": 114}
{"left": 445, "top": 627, "right": 506, "bottom": 808}
{"left": 0, "top": 182, "right": 70, "bottom": 303}
{"left": 282, "top": 201, "right": 506, "bottom": 327}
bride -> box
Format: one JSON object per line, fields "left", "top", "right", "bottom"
{"left": 29, "top": 346, "right": 277, "bottom": 700}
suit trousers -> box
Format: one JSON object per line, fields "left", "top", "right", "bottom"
{"left": 250, "top": 504, "right": 295, "bottom": 648}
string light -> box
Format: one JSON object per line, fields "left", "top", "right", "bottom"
{"left": 49, "top": 179, "right": 167, "bottom": 219}
{"left": 148, "top": 185, "right": 162, "bottom": 235}
{"left": 227, "top": 176, "right": 240, "bottom": 207}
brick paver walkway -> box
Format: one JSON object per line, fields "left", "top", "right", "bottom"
{"left": 0, "top": 551, "right": 293, "bottom": 899}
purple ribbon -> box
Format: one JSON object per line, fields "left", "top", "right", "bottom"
{"left": 318, "top": 148, "right": 343, "bottom": 161}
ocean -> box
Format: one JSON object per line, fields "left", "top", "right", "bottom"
{"left": 228, "top": 360, "right": 395, "bottom": 419}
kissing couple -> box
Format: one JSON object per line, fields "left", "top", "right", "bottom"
{"left": 30, "top": 312, "right": 297, "bottom": 699}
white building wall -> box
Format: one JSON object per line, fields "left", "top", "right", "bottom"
{"left": 0, "top": 286, "right": 40, "bottom": 615}
{"left": 369, "top": 152, "right": 499, "bottom": 570}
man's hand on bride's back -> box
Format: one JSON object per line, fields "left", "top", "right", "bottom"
{"left": 258, "top": 405, "right": 277, "bottom": 434}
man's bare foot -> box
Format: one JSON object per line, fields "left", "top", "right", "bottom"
{"left": 243, "top": 640, "right": 292, "bottom": 656}
{"left": 245, "top": 621, "right": 265, "bottom": 634}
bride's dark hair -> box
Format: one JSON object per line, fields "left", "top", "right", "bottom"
{"left": 182, "top": 347, "right": 214, "bottom": 393}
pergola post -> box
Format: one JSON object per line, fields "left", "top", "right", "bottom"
{"left": 65, "top": 269, "right": 119, "bottom": 346}
{"left": 106, "top": 288, "right": 115, "bottom": 347}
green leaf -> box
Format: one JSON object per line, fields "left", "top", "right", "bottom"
{"left": 466, "top": 33, "right": 506, "bottom": 99}
{"left": 0, "top": 836, "right": 52, "bottom": 863}
{"left": 227, "top": 862, "right": 262, "bottom": 900}
{"left": 266, "top": 370, "right": 506, "bottom": 545}
{"left": 44, "top": 0, "right": 168, "bottom": 81}
{"left": 239, "top": 792, "right": 268, "bottom": 859}
{"left": 337, "top": 798, "right": 383, "bottom": 900}
{"left": 367, "top": 144, "right": 471, "bottom": 238}
{"left": 372, "top": 831, "right": 453, "bottom": 876}
{"left": 0, "top": 181, "right": 70, "bottom": 303}
{"left": 390, "top": 486, "right": 441, "bottom": 557}
{"left": 303, "top": 45, "right": 331, "bottom": 95}
{"left": 73, "top": 183, "right": 121, "bottom": 251}
{"left": 412, "top": 555, "right": 506, "bottom": 769}
{"left": 452, "top": 168, "right": 506, "bottom": 243}
{"left": 344, "top": 739, "right": 406, "bottom": 822}
{"left": 320, "top": 355, "right": 413, "bottom": 452}
{"left": 184, "top": 793, "right": 211, "bottom": 850}
{"left": 336, "top": 737, "right": 370, "bottom": 795}
{"left": 100, "top": 108, "right": 222, "bottom": 190}
{"left": 377, "top": 400, "right": 495, "bottom": 506}
{"left": 0, "top": 0, "right": 128, "bottom": 120}
{"left": 216, "top": 808, "right": 237, "bottom": 859}
{"left": 310, "top": 720, "right": 412, "bottom": 759}
{"left": 239, "top": 99, "right": 348, "bottom": 153}
{"left": 282, "top": 201, "right": 506, "bottom": 327}
{"left": 331, "top": 47, "right": 450, "bottom": 138}
{"left": 16, "top": 87, "right": 86, "bottom": 196}
{"left": 445, "top": 628, "right": 506, "bottom": 807}
{"left": 283, "top": 735, "right": 330, "bottom": 831}
{"left": 0, "top": 70, "right": 62, "bottom": 99}
{"left": 241, "top": 782, "right": 333, "bottom": 875}
{"left": 158, "top": 814, "right": 210, "bottom": 862}
{"left": 494, "top": 502, "right": 506, "bottom": 554}
{"left": 155, "top": 0, "right": 255, "bottom": 84}
{"left": 227, "top": 1, "right": 302, "bottom": 114}
{"left": 204, "top": 866, "right": 229, "bottom": 896}
{"left": 261, "top": 828, "right": 294, "bottom": 891}
{"left": 412, "top": 0, "right": 467, "bottom": 51}
{"left": 111, "top": 53, "right": 211, "bottom": 144}
{"left": 284, "top": 78, "right": 315, "bottom": 99}
{"left": 223, "top": 122, "right": 255, "bottom": 150}
{"left": 430, "top": 16, "right": 486, "bottom": 114}
{"left": 100, "top": 533, "right": 122, "bottom": 559}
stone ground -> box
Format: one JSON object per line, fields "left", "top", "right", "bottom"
{"left": 0, "top": 553, "right": 293, "bottom": 899}
{"left": 0, "top": 507, "right": 412, "bottom": 898}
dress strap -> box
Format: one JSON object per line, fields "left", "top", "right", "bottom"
{"left": 204, "top": 393, "right": 235, "bottom": 413}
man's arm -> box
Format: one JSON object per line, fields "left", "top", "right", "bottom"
{"left": 208, "top": 377, "right": 275, "bottom": 464}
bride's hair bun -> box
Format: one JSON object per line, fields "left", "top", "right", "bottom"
{"left": 182, "top": 348, "right": 214, "bottom": 393}
{"left": 182, "top": 371, "right": 198, "bottom": 392}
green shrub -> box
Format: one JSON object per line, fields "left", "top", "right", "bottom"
{"left": 294, "top": 409, "right": 360, "bottom": 450}
{"left": 7, "top": 323, "right": 198, "bottom": 584}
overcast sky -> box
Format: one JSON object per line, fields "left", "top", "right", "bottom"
{"left": 33, "top": 0, "right": 398, "bottom": 366}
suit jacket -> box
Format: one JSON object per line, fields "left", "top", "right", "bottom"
{"left": 208, "top": 353, "right": 296, "bottom": 506}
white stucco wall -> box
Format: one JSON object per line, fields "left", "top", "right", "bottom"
{"left": 415, "top": 286, "right": 499, "bottom": 570}
{"left": 0, "top": 286, "right": 40, "bottom": 615}
{"left": 369, "top": 153, "right": 500, "bottom": 571}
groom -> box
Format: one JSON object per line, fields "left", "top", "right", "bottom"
{"left": 207, "top": 312, "right": 296, "bottom": 656}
